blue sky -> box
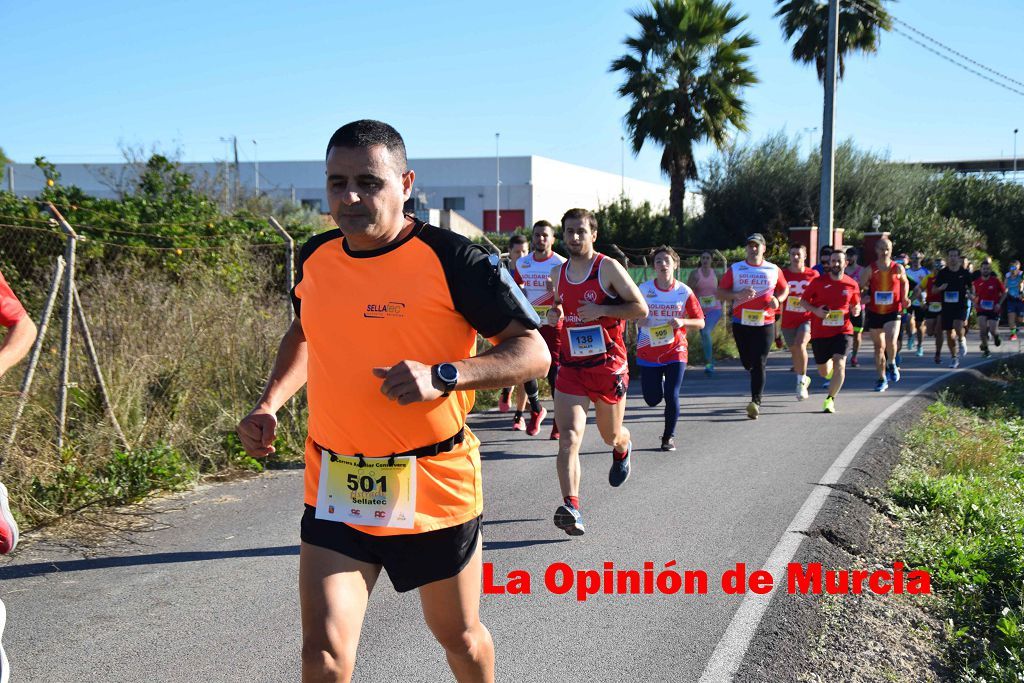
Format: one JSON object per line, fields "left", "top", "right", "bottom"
{"left": 2, "top": 0, "right": 1022, "bottom": 186}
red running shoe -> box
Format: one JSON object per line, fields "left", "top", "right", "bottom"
{"left": 526, "top": 407, "right": 547, "bottom": 436}
{"left": 498, "top": 390, "right": 511, "bottom": 413}
{"left": 550, "top": 424, "right": 560, "bottom": 441}
{"left": 0, "top": 482, "right": 19, "bottom": 555}
{"left": 511, "top": 417, "right": 525, "bottom": 431}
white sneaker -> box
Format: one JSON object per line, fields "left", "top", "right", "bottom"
{"left": 959, "top": 340, "right": 967, "bottom": 359}
{"left": 1, "top": 598, "right": 8, "bottom": 683}
{"left": 796, "top": 375, "right": 810, "bottom": 400}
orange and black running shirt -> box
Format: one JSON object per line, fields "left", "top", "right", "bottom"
{"left": 291, "top": 218, "right": 537, "bottom": 536}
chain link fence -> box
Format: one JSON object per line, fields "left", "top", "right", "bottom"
{"left": 0, "top": 210, "right": 305, "bottom": 526}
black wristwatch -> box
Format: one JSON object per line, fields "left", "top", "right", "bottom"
{"left": 432, "top": 363, "right": 459, "bottom": 397}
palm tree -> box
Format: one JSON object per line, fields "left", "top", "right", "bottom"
{"left": 775, "top": 0, "right": 893, "bottom": 82}
{"left": 610, "top": 0, "right": 758, "bottom": 236}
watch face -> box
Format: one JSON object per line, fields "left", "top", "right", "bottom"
{"left": 438, "top": 364, "right": 458, "bottom": 382}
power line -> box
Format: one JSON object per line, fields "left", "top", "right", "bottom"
{"left": 847, "top": 0, "right": 1024, "bottom": 98}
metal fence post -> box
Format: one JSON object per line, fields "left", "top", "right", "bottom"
{"left": 4, "top": 256, "right": 65, "bottom": 460}
{"left": 268, "top": 216, "right": 295, "bottom": 324}
{"left": 72, "top": 283, "right": 130, "bottom": 452}
{"left": 46, "top": 203, "right": 77, "bottom": 452}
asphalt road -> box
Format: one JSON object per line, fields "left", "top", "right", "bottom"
{"left": 2, "top": 334, "right": 1015, "bottom": 683}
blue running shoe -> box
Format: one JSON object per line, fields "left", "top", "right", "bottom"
{"left": 608, "top": 442, "right": 632, "bottom": 487}
{"left": 553, "top": 504, "right": 585, "bottom": 536}
{"left": 874, "top": 378, "right": 889, "bottom": 392}
{"left": 891, "top": 364, "right": 901, "bottom": 382}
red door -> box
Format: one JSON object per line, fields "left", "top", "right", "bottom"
{"left": 483, "top": 210, "right": 526, "bottom": 233}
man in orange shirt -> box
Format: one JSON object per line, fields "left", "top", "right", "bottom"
{"left": 237, "top": 120, "right": 548, "bottom": 683}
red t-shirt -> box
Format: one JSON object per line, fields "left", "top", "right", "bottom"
{"left": 802, "top": 274, "right": 861, "bottom": 338}
{"left": 780, "top": 267, "right": 818, "bottom": 329}
{"left": 973, "top": 275, "right": 1005, "bottom": 315}
{"left": 0, "top": 270, "right": 27, "bottom": 328}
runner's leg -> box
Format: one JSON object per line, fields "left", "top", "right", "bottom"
{"left": 871, "top": 327, "right": 886, "bottom": 379}
{"left": 640, "top": 365, "right": 665, "bottom": 407}
{"left": 883, "top": 319, "right": 901, "bottom": 366}
{"left": 594, "top": 395, "right": 630, "bottom": 453}
{"left": 661, "top": 362, "right": 684, "bottom": 439}
{"left": 299, "top": 542, "right": 381, "bottom": 683}
{"left": 792, "top": 325, "right": 810, "bottom": 377}
{"left": 554, "top": 390, "right": 590, "bottom": 499}
{"left": 829, "top": 354, "right": 847, "bottom": 398}
{"left": 420, "top": 537, "right": 494, "bottom": 683}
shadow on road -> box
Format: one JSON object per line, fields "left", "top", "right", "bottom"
{"left": 0, "top": 545, "right": 299, "bottom": 579}
{"left": 483, "top": 539, "right": 570, "bottom": 551}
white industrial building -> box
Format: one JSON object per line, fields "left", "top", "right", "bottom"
{"left": 6, "top": 156, "right": 699, "bottom": 235}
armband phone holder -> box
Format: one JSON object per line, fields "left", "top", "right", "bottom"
{"left": 487, "top": 254, "right": 541, "bottom": 327}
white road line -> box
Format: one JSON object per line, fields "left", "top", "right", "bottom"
{"left": 698, "top": 351, "right": 1008, "bottom": 683}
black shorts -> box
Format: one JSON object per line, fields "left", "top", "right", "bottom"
{"left": 909, "top": 305, "right": 926, "bottom": 323}
{"left": 866, "top": 310, "right": 900, "bottom": 330}
{"left": 300, "top": 506, "right": 481, "bottom": 592}
{"left": 941, "top": 305, "right": 968, "bottom": 329}
{"left": 811, "top": 334, "right": 851, "bottom": 365}
{"left": 850, "top": 310, "right": 866, "bottom": 332}
{"left": 924, "top": 305, "right": 941, "bottom": 321}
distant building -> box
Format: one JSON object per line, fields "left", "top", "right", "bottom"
{"left": 6, "top": 156, "right": 701, "bottom": 237}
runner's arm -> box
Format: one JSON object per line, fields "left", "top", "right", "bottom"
{"left": 0, "top": 314, "right": 37, "bottom": 378}
{"left": 374, "top": 322, "right": 549, "bottom": 405}
{"left": 593, "top": 258, "right": 649, "bottom": 321}
{"left": 238, "top": 318, "right": 308, "bottom": 457}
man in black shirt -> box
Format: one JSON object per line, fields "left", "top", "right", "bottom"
{"left": 933, "top": 247, "right": 974, "bottom": 367}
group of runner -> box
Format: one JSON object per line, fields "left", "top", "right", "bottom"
{"left": 10, "top": 120, "right": 1019, "bottom": 683}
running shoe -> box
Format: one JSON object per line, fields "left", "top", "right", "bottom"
{"left": 983, "top": 348, "right": 992, "bottom": 358}
{"left": 994, "top": 335, "right": 1002, "bottom": 347}
{"left": 891, "top": 364, "right": 901, "bottom": 383}
{"left": 0, "top": 482, "right": 18, "bottom": 555}
{"left": 746, "top": 401, "right": 760, "bottom": 420}
{"left": 905, "top": 339, "right": 915, "bottom": 352}
{"left": 850, "top": 355, "right": 859, "bottom": 367}
{"left": 874, "top": 378, "right": 889, "bottom": 392}
{"left": 511, "top": 417, "right": 525, "bottom": 431}
{"left": 823, "top": 396, "right": 835, "bottom": 414}
{"left": 704, "top": 363, "right": 714, "bottom": 376}
{"left": 934, "top": 355, "right": 942, "bottom": 365}
{"left": 553, "top": 504, "right": 585, "bottom": 536}
{"left": 895, "top": 352, "right": 903, "bottom": 366}
{"left": 1011, "top": 332, "right": 1018, "bottom": 342}
{"left": 498, "top": 390, "right": 511, "bottom": 413}
{"left": 549, "top": 424, "right": 560, "bottom": 441}
{"left": 797, "top": 375, "right": 810, "bottom": 401}
{"left": 950, "top": 357, "right": 961, "bottom": 369}
{"left": 916, "top": 346, "right": 925, "bottom": 357}
{"left": 526, "top": 407, "right": 547, "bottom": 436}
{"left": 661, "top": 436, "right": 676, "bottom": 452}
{"left": 959, "top": 340, "right": 967, "bottom": 360}
{"left": 775, "top": 335, "right": 784, "bottom": 350}
{"left": 608, "top": 443, "right": 632, "bottom": 487}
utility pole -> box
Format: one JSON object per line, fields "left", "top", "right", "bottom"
{"left": 1011, "top": 127, "right": 1019, "bottom": 176}
{"left": 219, "top": 137, "right": 232, "bottom": 209}
{"left": 495, "top": 133, "right": 501, "bottom": 233}
{"left": 253, "top": 139, "right": 259, "bottom": 195}
{"left": 6, "top": 166, "right": 12, "bottom": 194}
{"left": 817, "top": 0, "right": 840, "bottom": 251}
{"left": 232, "top": 135, "right": 240, "bottom": 200}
